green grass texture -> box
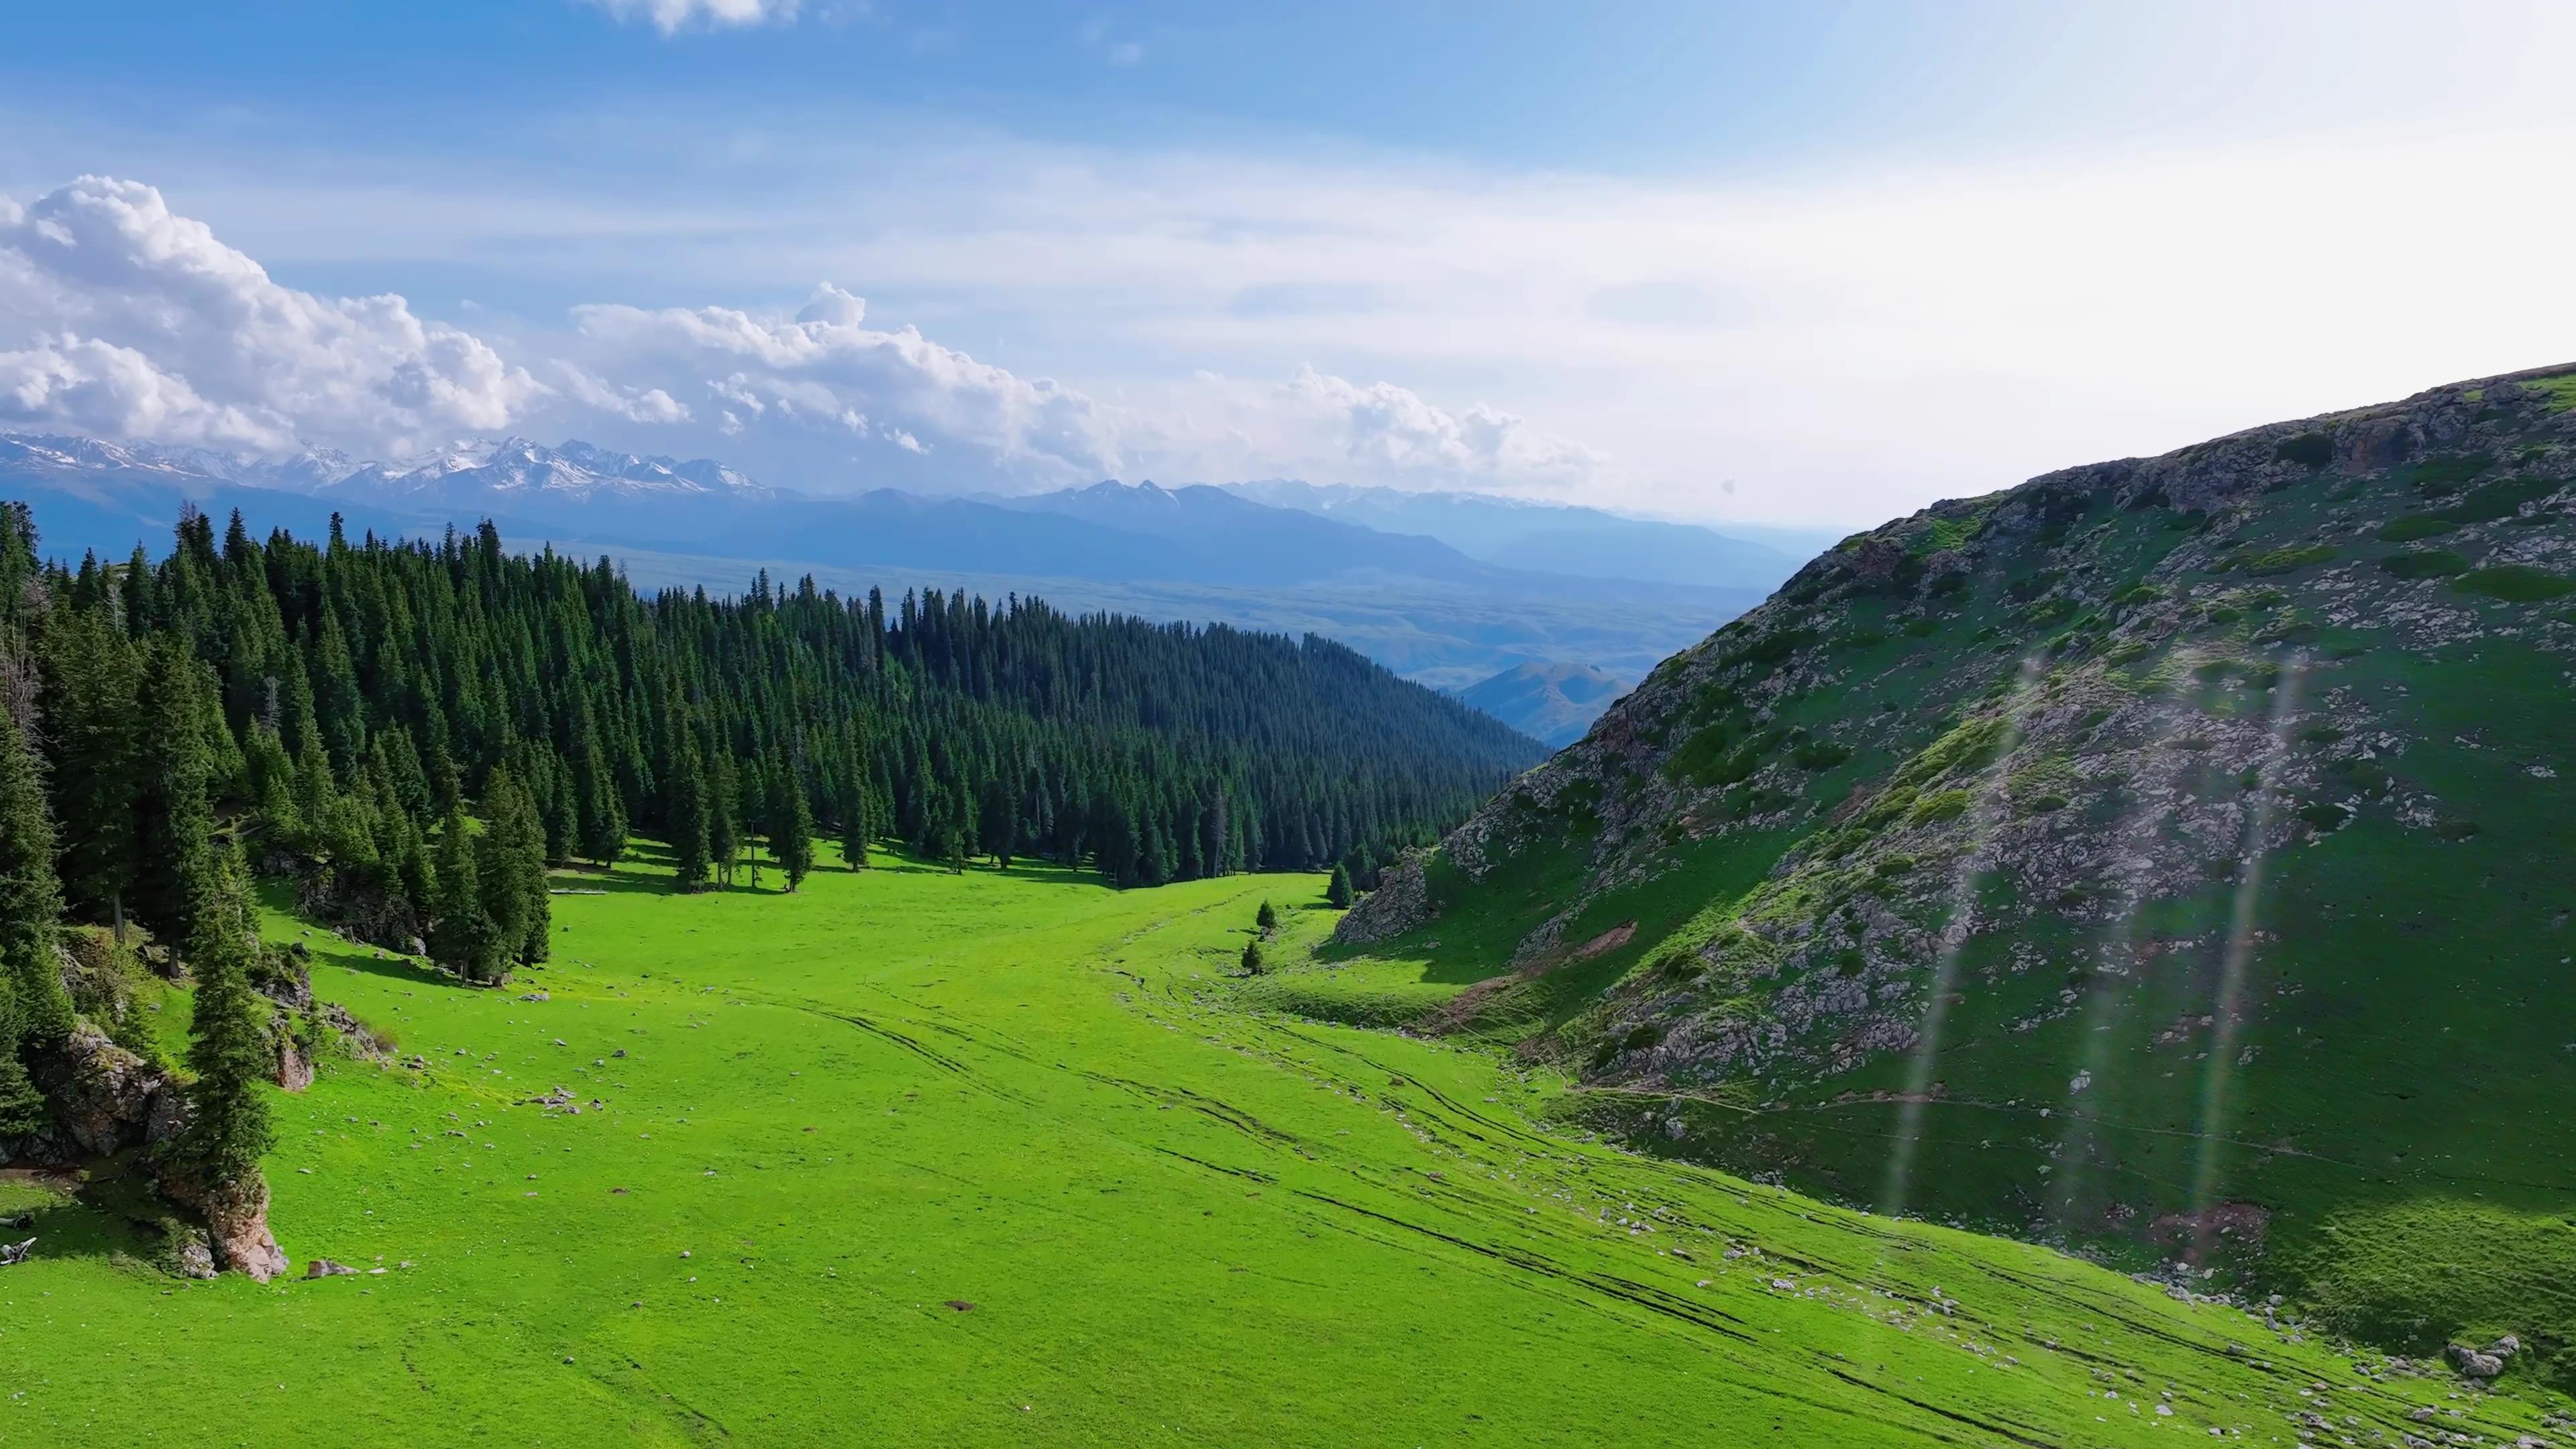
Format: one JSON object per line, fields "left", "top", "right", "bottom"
{"left": 0, "top": 848, "right": 2555, "bottom": 1446}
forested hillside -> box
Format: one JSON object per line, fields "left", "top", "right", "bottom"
{"left": 4, "top": 502, "right": 1538, "bottom": 982}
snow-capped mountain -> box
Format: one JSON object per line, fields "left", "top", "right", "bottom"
{"left": 225, "top": 437, "right": 775, "bottom": 505}
{"left": 0, "top": 432, "right": 778, "bottom": 507}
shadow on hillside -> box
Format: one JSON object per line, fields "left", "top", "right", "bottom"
{"left": 0, "top": 1155, "right": 197, "bottom": 1277}
{"left": 254, "top": 879, "right": 482, "bottom": 994}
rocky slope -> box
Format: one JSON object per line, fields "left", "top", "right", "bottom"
{"left": 1335, "top": 363, "right": 2576, "bottom": 1384}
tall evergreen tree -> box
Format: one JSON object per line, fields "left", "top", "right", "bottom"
{"left": 662, "top": 703, "right": 710, "bottom": 892}
{"left": 772, "top": 752, "right": 814, "bottom": 892}
{"left": 173, "top": 841, "right": 276, "bottom": 1187}
{"left": 38, "top": 608, "right": 142, "bottom": 931}
{"left": 480, "top": 766, "right": 549, "bottom": 969}
{"left": 841, "top": 775, "right": 871, "bottom": 871}
{"left": 1326, "top": 861, "right": 1354, "bottom": 910}
{"left": 0, "top": 697, "right": 72, "bottom": 1067}
{"left": 707, "top": 747, "right": 739, "bottom": 888}
{"left": 431, "top": 807, "right": 500, "bottom": 983}
{"left": 133, "top": 641, "right": 218, "bottom": 945}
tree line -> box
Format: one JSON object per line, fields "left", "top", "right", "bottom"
{"left": 4, "top": 501, "right": 1534, "bottom": 977}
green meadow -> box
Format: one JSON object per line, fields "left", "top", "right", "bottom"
{"left": 1, "top": 849, "right": 2553, "bottom": 1446}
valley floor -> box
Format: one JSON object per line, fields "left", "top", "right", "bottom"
{"left": 0, "top": 853, "right": 2552, "bottom": 1446}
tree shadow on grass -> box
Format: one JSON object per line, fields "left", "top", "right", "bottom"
{"left": 254, "top": 879, "right": 482, "bottom": 995}
{"left": 0, "top": 1156, "right": 194, "bottom": 1275}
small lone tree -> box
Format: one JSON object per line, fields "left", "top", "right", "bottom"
{"left": 1240, "top": 938, "right": 1265, "bottom": 976}
{"left": 1255, "top": 900, "right": 1279, "bottom": 934}
{"left": 1326, "top": 862, "right": 1354, "bottom": 910}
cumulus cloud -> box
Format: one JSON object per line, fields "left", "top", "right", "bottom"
{"left": 1279, "top": 366, "right": 1607, "bottom": 487}
{"left": 570, "top": 282, "right": 1130, "bottom": 478}
{"left": 0, "top": 175, "right": 1623, "bottom": 501}
{"left": 0, "top": 332, "right": 281, "bottom": 449}
{"left": 584, "top": 0, "right": 798, "bottom": 36}
{"left": 551, "top": 360, "right": 691, "bottom": 424}
{"left": 0, "top": 176, "right": 545, "bottom": 456}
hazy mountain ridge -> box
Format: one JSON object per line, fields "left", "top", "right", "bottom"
{"left": 1335, "top": 362, "right": 2576, "bottom": 1379}
{"left": 1452, "top": 659, "right": 1631, "bottom": 747}
{"left": 1220, "top": 477, "right": 1817, "bottom": 589}
{"left": 0, "top": 433, "right": 1764, "bottom": 699}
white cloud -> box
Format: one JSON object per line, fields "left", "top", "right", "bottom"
{"left": 0, "top": 332, "right": 282, "bottom": 449}
{"left": 1281, "top": 366, "right": 1605, "bottom": 487}
{"left": 0, "top": 176, "right": 545, "bottom": 456}
{"left": 569, "top": 282, "right": 1134, "bottom": 479}
{"left": 584, "top": 0, "right": 798, "bottom": 36}
{"left": 551, "top": 360, "right": 691, "bottom": 423}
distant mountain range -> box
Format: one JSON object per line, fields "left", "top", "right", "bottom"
{"left": 0, "top": 432, "right": 1801, "bottom": 718}
{"left": 1450, "top": 659, "right": 1633, "bottom": 747}
{"left": 1219, "top": 479, "right": 1828, "bottom": 589}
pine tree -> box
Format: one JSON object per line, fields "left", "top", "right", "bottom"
{"left": 663, "top": 704, "right": 710, "bottom": 892}
{"left": 133, "top": 641, "right": 217, "bottom": 945}
{"left": 1326, "top": 862, "right": 1354, "bottom": 910}
{"left": 573, "top": 731, "right": 626, "bottom": 868}
{"left": 38, "top": 608, "right": 142, "bottom": 930}
{"left": 1239, "top": 938, "right": 1265, "bottom": 976}
{"left": 738, "top": 758, "right": 769, "bottom": 888}
{"left": 773, "top": 753, "right": 814, "bottom": 892}
{"left": 947, "top": 786, "right": 971, "bottom": 875}
{"left": 841, "top": 777, "right": 871, "bottom": 871}
{"left": 174, "top": 841, "right": 276, "bottom": 1187}
{"left": 708, "top": 747, "right": 739, "bottom": 888}
{"left": 479, "top": 766, "right": 549, "bottom": 970}
{"left": 0, "top": 696, "right": 72, "bottom": 1132}
{"left": 431, "top": 807, "right": 500, "bottom": 983}
{"left": 1256, "top": 900, "right": 1279, "bottom": 934}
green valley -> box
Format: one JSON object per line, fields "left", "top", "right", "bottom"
{"left": 5, "top": 850, "right": 2556, "bottom": 1446}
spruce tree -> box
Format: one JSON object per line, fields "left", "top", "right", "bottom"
{"left": 738, "top": 759, "right": 768, "bottom": 888}
{"left": 773, "top": 753, "right": 814, "bottom": 892}
{"left": 1240, "top": 938, "right": 1265, "bottom": 976}
{"left": 1326, "top": 862, "right": 1354, "bottom": 910}
{"left": 133, "top": 641, "right": 217, "bottom": 945}
{"left": 38, "top": 608, "right": 142, "bottom": 930}
{"left": 174, "top": 841, "right": 276, "bottom": 1187}
{"left": 574, "top": 734, "right": 626, "bottom": 867}
{"left": 707, "top": 747, "right": 739, "bottom": 888}
{"left": 431, "top": 808, "right": 500, "bottom": 983}
{"left": 479, "top": 767, "right": 549, "bottom": 970}
{"left": 841, "top": 777, "right": 871, "bottom": 871}
{"left": 1256, "top": 900, "right": 1279, "bottom": 934}
{"left": 663, "top": 704, "right": 710, "bottom": 892}
{"left": 0, "top": 697, "right": 72, "bottom": 1118}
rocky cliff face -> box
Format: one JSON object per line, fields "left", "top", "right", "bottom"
{"left": 1336, "top": 364, "right": 2576, "bottom": 1373}
{"left": 7, "top": 931, "right": 361, "bottom": 1283}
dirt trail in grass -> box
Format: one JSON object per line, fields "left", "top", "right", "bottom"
{"left": 0, "top": 856, "right": 2555, "bottom": 1446}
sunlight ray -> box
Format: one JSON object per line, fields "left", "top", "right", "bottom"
{"left": 1878, "top": 655, "right": 2044, "bottom": 1220}
{"left": 2184, "top": 651, "right": 2305, "bottom": 1265}
{"left": 2045, "top": 660, "right": 2212, "bottom": 1228}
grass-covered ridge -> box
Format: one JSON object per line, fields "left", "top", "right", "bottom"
{"left": 1330, "top": 361, "right": 2576, "bottom": 1392}
{"left": 9, "top": 851, "right": 2561, "bottom": 1445}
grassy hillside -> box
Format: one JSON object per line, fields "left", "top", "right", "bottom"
{"left": 7, "top": 852, "right": 2555, "bottom": 1444}
{"left": 1328, "top": 364, "right": 2576, "bottom": 1387}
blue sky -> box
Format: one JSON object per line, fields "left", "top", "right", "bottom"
{"left": 5, "top": 1, "right": 2574, "bottom": 524}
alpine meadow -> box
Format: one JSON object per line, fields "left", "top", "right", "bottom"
{"left": 7, "top": 5, "right": 2576, "bottom": 1446}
